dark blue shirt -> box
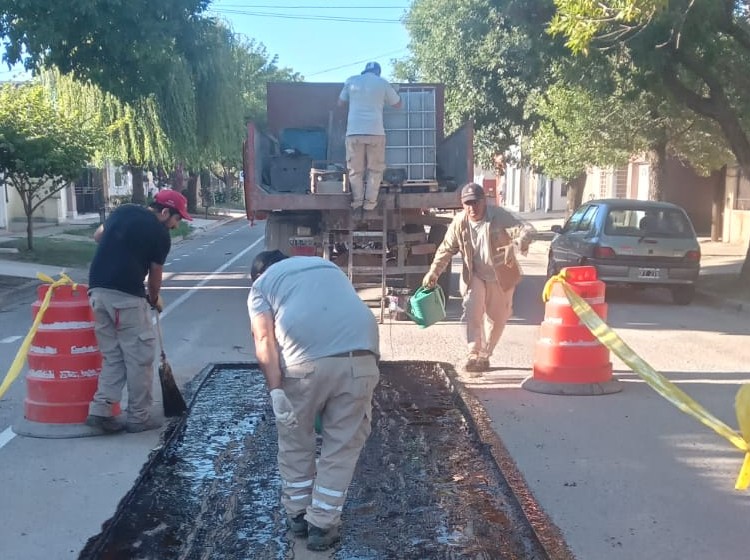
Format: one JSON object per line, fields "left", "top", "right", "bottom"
{"left": 88, "top": 204, "right": 171, "bottom": 298}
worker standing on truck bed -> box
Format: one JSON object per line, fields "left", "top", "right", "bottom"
{"left": 338, "top": 61, "right": 401, "bottom": 213}
{"left": 422, "top": 183, "right": 535, "bottom": 375}
{"left": 248, "top": 250, "right": 380, "bottom": 551}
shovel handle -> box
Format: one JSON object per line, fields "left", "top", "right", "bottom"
{"left": 154, "top": 309, "right": 167, "bottom": 360}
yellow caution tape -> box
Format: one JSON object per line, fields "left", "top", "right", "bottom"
{"left": 544, "top": 272, "right": 750, "bottom": 491}
{"left": 0, "top": 273, "right": 77, "bottom": 400}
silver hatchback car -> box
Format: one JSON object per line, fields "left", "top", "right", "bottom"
{"left": 547, "top": 199, "right": 701, "bottom": 304}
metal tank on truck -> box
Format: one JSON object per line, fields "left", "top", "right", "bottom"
{"left": 242, "top": 82, "right": 474, "bottom": 320}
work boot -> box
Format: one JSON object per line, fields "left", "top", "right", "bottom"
{"left": 85, "top": 414, "right": 124, "bottom": 434}
{"left": 307, "top": 524, "right": 340, "bottom": 551}
{"left": 288, "top": 512, "right": 308, "bottom": 537}
{"left": 125, "top": 418, "right": 163, "bottom": 433}
{"left": 476, "top": 357, "right": 490, "bottom": 371}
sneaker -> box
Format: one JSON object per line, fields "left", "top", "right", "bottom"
{"left": 124, "top": 418, "right": 163, "bottom": 433}
{"left": 363, "top": 200, "right": 378, "bottom": 211}
{"left": 85, "top": 414, "right": 124, "bottom": 433}
{"left": 307, "top": 524, "right": 340, "bottom": 551}
{"left": 288, "top": 512, "right": 308, "bottom": 537}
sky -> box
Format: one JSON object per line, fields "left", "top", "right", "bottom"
{"left": 209, "top": 0, "right": 411, "bottom": 81}
{"left": 0, "top": 1, "right": 412, "bottom": 83}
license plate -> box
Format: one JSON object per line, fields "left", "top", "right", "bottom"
{"left": 638, "top": 267, "right": 660, "bottom": 279}
{"left": 289, "top": 236, "right": 315, "bottom": 247}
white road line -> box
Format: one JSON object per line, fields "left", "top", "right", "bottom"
{"left": 159, "top": 236, "right": 264, "bottom": 320}
{"left": 0, "top": 336, "right": 22, "bottom": 344}
{"left": 0, "top": 427, "right": 15, "bottom": 451}
{"left": 0, "top": 232, "right": 265, "bottom": 452}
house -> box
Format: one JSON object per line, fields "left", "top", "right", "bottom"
{"left": 482, "top": 163, "right": 567, "bottom": 213}
{"left": 722, "top": 165, "right": 750, "bottom": 246}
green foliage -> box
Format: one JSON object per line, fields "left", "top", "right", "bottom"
{"left": 0, "top": 0, "right": 211, "bottom": 103}
{"left": 403, "top": 0, "right": 564, "bottom": 166}
{"left": 549, "top": 0, "right": 750, "bottom": 177}
{"left": 0, "top": 83, "right": 98, "bottom": 249}
{"left": 40, "top": 68, "right": 172, "bottom": 169}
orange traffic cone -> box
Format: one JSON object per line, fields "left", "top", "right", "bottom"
{"left": 14, "top": 283, "right": 119, "bottom": 438}
{"left": 522, "top": 266, "right": 622, "bottom": 396}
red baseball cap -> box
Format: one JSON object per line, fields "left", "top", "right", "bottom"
{"left": 155, "top": 189, "right": 192, "bottom": 221}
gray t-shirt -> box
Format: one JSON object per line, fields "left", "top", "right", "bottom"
{"left": 247, "top": 256, "right": 380, "bottom": 367}
{"left": 339, "top": 73, "right": 400, "bottom": 136}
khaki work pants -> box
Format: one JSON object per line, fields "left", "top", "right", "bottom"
{"left": 345, "top": 135, "right": 386, "bottom": 209}
{"left": 463, "top": 276, "right": 515, "bottom": 359}
{"left": 277, "top": 353, "right": 379, "bottom": 530}
{"left": 88, "top": 288, "right": 156, "bottom": 423}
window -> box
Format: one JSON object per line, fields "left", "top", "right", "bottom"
{"left": 564, "top": 205, "right": 588, "bottom": 232}
{"left": 736, "top": 170, "right": 750, "bottom": 211}
{"left": 576, "top": 205, "right": 599, "bottom": 232}
{"left": 604, "top": 208, "right": 693, "bottom": 238}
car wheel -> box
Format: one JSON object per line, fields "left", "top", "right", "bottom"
{"left": 671, "top": 285, "right": 695, "bottom": 305}
{"left": 546, "top": 255, "right": 557, "bottom": 278}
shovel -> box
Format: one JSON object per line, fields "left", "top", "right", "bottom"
{"left": 155, "top": 311, "right": 188, "bottom": 417}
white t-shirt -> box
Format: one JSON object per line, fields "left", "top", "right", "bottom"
{"left": 339, "top": 73, "right": 400, "bottom": 136}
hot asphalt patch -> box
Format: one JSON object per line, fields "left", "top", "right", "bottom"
{"left": 80, "top": 362, "right": 549, "bottom": 559}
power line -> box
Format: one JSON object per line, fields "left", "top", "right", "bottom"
{"left": 218, "top": 4, "right": 408, "bottom": 8}
{"left": 210, "top": 8, "right": 404, "bottom": 23}
{"left": 306, "top": 48, "right": 408, "bottom": 77}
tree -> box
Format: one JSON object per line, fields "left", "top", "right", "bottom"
{"left": 0, "top": 84, "right": 97, "bottom": 250}
{"left": 402, "top": 0, "right": 564, "bottom": 166}
{"left": 549, "top": 0, "right": 750, "bottom": 278}
{"left": 0, "top": 1, "right": 211, "bottom": 103}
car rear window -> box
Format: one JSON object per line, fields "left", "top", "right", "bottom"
{"left": 604, "top": 208, "right": 694, "bottom": 238}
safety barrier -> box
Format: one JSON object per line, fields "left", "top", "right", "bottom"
{"left": 540, "top": 267, "right": 750, "bottom": 491}
{"left": 523, "top": 266, "right": 622, "bottom": 395}
{"left": 2, "top": 273, "right": 116, "bottom": 439}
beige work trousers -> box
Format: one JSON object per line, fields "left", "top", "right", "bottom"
{"left": 277, "top": 353, "right": 379, "bottom": 530}
{"left": 345, "top": 135, "right": 386, "bottom": 209}
{"left": 463, "top": 276, "right": 515, "bottom": 359}
{"left": 88, "top": 287, "right": 157, "bottom": 423}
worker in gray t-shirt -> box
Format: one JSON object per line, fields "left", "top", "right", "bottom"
{"left": 247, "top": 251, "right": 379, "bottom": 552}
{"left": 338, "top": 61, "right": 401, "bottom": 213}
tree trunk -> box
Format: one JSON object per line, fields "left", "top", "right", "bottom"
{"left": 25, "top": 209, "right": 33, "bottom": 252}
{"left": 130, "top": 166, "right": 145, "bottom": 205}
{"left": 174, "top": 163, "right": 185, "bottom": 193}
{"left": 187, "top": 171, "right": 199, "bottom": 213}
{"left": 711, "top": 166, "right": 726, "bottom": 242}
{"left": 565, "top": 172, "right": 586, "bottom": 217}
{"left": 646, "top": 139, "right": 667, "bottom": 201}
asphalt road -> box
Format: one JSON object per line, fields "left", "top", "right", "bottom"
{"left": 0, "top": 218, "right": 748, "bottom": 559}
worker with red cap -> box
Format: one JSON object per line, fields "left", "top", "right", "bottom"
{"left": 86, "top": 189, "right": 192, "bottom": 434}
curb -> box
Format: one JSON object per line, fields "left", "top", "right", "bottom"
{"left": 0, "top": 277, "right": 41, "bottom": 309}
{"left": 172, "top": 215, "right": 240, "bottom": 247}
{"left": 695, "top": 289, "right": 749, "bottom": 313}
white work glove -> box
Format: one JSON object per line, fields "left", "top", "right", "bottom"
{"left": 270, "top": 388, "right": 298, "bottom": 428}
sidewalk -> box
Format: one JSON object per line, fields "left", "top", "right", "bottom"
{"left": 0, "top": 211, "right": 241, "bottom": 302}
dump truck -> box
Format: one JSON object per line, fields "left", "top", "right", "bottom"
{"left": 242, "top": 82, "right": 474, "bottom": 319}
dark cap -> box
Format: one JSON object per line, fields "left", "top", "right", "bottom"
{"left": 361, "top": 61, "right": 381, "bottom": 76}
{"left": 460, "top": 183, "right": 485, "bottom": 203}
{"left": 251, "top": 250, "right": 289, "bottom": 282}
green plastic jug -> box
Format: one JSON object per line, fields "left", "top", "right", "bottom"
{"left": 408, "top": 285, "right": 446, "bottom": 328}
